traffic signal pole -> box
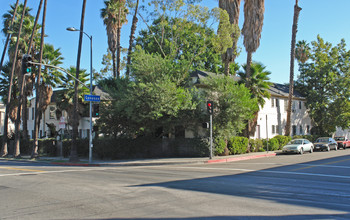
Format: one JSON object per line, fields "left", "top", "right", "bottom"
{"left": 210, "top": 114, "right": 213, "bottom": 159}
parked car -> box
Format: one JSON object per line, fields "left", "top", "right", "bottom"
{"left": 282, "top": 139, "right": 314, "bottom": 155}
{"left": 334, "top": 136, "right": 350, "bottom": 149}
{"left": 313, "top": 137, "right": 338, "bottom": 151}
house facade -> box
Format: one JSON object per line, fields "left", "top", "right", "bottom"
{"left": 254, "top": 83, "right": 312, "bottom": 139}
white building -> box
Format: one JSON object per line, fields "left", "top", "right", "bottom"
{"left": 254, "top": 83, "right": 312, "bottom": 139}
{"left": 0, "top": 102, "right": 15, "bottom": 135}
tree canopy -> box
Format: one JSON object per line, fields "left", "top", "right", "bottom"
{"left": 295, "top": 35, "right": 350, "bottom": 135}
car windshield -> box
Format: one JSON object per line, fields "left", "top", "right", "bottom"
{"left": 316, "top": 138, "right": 329, "bottom": 143}
{"left": 289, "top": 140, "right": 303, "bottom": 145}
{"left": 335, "top": 137, "right": 345, "bottom": 141}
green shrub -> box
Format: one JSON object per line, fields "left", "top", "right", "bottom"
{"left": 214, "top": 136, "right": 227, "bottom": 155}
{"left": 249, "top": 139, "right": 264, "bottom": 152}
{"left": 273, "top": 135, "right": 291, "bottom": 149}
{"left": 267, "top": 138, "right": 279, "bottom": 151}
{"left": 228, "top": 136, "right": 248, "bottom": 155}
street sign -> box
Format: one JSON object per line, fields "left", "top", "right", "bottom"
{"left": 84, "top": 94, "right": 100, "bottom": 102}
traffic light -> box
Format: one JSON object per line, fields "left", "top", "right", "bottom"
{"left": 207, "top": 101, "right": 213, "bottom": 115}
{"left": 92, "top": 104, "right": 100, "bottom": 117}
{"left": 22, "top": 54, "right": 33, "bottom": 74}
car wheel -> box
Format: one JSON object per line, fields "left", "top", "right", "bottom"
{"left": 300, "top": 148, "right": 304, "bottom": 155}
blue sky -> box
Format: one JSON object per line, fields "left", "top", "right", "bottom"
{"left": 1, "top": 0, "right": 349, "bottom": 84}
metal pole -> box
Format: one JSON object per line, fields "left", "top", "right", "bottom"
{"left": 89, "top": 35, "right": 93, "bottom": 164}
{"left": 210, "top": 114, "right": 213, "bottom": 159}
{"left": 266, "top": 115, "right": 269, "bottom": 152}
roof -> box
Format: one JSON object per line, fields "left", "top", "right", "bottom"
{"left": 190, "top": 69, "right": 305, "bottom": 100}
{"left": 269, "top": 83, "right": 305, "bottom": 99}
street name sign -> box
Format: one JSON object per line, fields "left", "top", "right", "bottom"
{"left": 84, "top": 94, "right": 100, "bottom": 102}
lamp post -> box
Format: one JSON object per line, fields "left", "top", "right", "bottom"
{"left": 67, "top": 27, "right": 93, "bottom": 164}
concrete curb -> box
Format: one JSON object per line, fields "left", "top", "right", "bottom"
{"left": 206, "top": 152, "right": 277, "bottom": 164}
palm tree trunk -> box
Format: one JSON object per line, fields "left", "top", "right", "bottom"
{"left": 1, "top": 0, "right": 27, "bottom": 157}
{"left": 245, "top": 51, "right": 252, "bottom": 88}
{"left": 112, "top": 52, "right": 116, "bottom": 79}
{"left": 126, "top": 0, "right": 139, "bottom": 77}
{"left": 285, "top": 0, "right": 301, "bottom": 136}
{"left": 0, "top": 0, "right": 19, "bottom": 74}
{"left": 14, "top": 0, "right": 44, "bottom": 157}
{"left": 32, "top": 0, "right": 47, "bottom": 158}
{"left": 70, "top": 0, "right": 87, "bottom": 162}
{"left": 116, "top": 6, "right": 121, "bottom": 79}
{"left": 116, "top": 26, "right": 121, "bottom": 79}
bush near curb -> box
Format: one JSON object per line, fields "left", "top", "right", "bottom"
{"left": 228, "top": 136, "right": 248, "bottom": 155}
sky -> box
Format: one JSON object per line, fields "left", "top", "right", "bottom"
{"left": 0, "top": 0, "right": 350, "bottom": 84}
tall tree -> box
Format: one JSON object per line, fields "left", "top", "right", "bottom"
{"left": 15, "top": 0, "right": 44, "bottom": 157}
{"left": 241, "top": 0, "right": 265, "bottom": 88}
{"left": 218, "top": 0, "right": 241, "bottom": 75}
{"left": 1, "top": 0, "right": 28, "bottom": 157}
{"left": 0, "top": 0, "right": 19, "bottom": 75}
{"left": 70, "top": 0, "right": 87, "bottom": 162}
{"left": 285, "top": 0, "right": 302, "bottom": 136}
{"left": 101, "top": 0, "right": 128, "bottom": 79}
{"left": 295, "top": 36, "right": 350, "bottom": 135}
{"left": 126, "top": 0, "right": 139, "bottom": 77}
{"left": 32, "top": 0, "right": 47, "bottom": 158}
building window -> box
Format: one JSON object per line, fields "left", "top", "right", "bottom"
{"left": 292, "top": 125, "right": 297, "bottom": 136}
{"left": 32, "top": 107, "right": 34, "bottom": 120}
{"left": 276, "top": 99, "right": 279, "bottom": 107}
{"left": 307, "top": 125, "right": 310, "bottom": 134}
{"left": 271, "top": 98, "right": 275, "bottom": 107}
{"left": 299, "top": 125, "right": 303, "bottom": 135}
{"left": 272, "top": 125, "right": 276, "bottom": 134}
{"left": 49, "top": 106, "right": 56, "bottom": 119}
{"left": 299, "top": 101, "right": 302, "bottom": 109}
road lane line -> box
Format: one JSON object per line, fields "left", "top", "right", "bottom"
{"left": 156, "top": 166, "right": 350, "bottom": 179}
{"left": 0, "top": 167, "right": 45, "bottom": 172}
{"left": 291, "top": 158, "right": 350, "bottom": 171}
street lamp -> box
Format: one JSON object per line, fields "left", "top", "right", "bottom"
{"left": 66, "top": 27, "right": 93, "bottom": 164}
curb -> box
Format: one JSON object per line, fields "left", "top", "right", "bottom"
{"left": 50, "top": 162, "right": 101, "bottom": 167}
{"left": 206, "top": 152, "right": 277, "bottom": 164}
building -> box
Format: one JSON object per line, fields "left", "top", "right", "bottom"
{"left": 0, "top": 101, "right": 15, "bottom": 136}
{"left": 190, "top": 70, "right": 313, "bottom": 139}
{"left": 254, "top": 83, "right": 312, "bottom": 139}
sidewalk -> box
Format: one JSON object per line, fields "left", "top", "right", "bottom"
{"left": 1, "top": 151, "right": 278, "bottom": 167}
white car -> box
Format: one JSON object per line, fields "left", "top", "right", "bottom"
{"left": 282, "top": 139, "right": 314, "bottom": 155}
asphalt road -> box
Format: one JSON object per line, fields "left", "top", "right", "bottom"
{"left": 1, "top": 149, "right": 350, "bottom": 220}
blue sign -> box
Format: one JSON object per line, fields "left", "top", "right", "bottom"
{"left": 84, "top": 94, "right": 100, "bottom": 102}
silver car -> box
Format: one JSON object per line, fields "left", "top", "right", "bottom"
{"left": 282, "top": 139, "right": 314, "bottom": 155}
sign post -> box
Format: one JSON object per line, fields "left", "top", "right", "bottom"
{"left": 84, "top": 94, "right": 100, "bottom": 164}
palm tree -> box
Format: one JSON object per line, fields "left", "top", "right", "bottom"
{"left": 70, "top": 0, "right": 87, "bottom": 162}
{"left": 0, "top": 0, "right": 19, "bottom": 75}
{"left": 238, "top": 62, "right": 272, "bottom": 136}
{"left": 219, "top": 0, "right": 241, "bottom": 76}
{"left": 101, "top": 0, "right": 128, "bottom": 79}
{"left": 126, "top": 0, "right": 139, "bottom": 77}
{"left": 285, "top": 0, "right": 302, "bottom": 136}
{"left": 241, "top": 0, "right": 265, "bottom": 88}
{"left": 1, "top": 0, "right": 28, "bottom": 157}
{"left": 15, "top": 0, "right": 44, "bottom": 155}
{"left": 32, "top": 0, "right": 48, "bottom": 158}
{"left": 55, "top": 67, "right": 89, "bottom": 130}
